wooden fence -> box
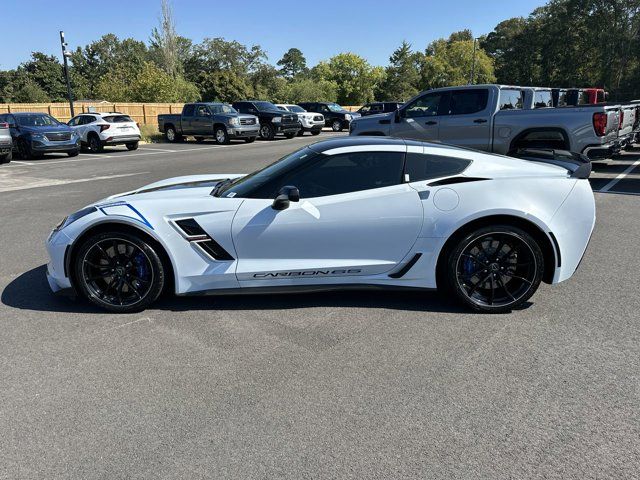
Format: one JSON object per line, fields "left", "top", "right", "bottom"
{"left": 0, "top": 102, "right": 362, "bottom": 124}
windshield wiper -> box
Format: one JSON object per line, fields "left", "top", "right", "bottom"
{"left": 211, "top": 178, "right": 232, "bottom": 197}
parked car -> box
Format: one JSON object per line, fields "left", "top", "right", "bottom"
{"left": 158, "top": 103, "right": 259, "bottom": 144}
{"left": 0, "top": 121, "right": 12, "bottom": 164}
{"left": 357, "top": 102, "right": 403, "bottom": 116}
{"left": 349, "top": 84, "right": 622, "bottom": 159}
{"left": 46, "top": 136, "right": 594, "bottom": 314}
{"left": 0, "top": 112, "right": 80, "bottom": 159}
{"left": 232, "top": 101, "right": 300, "bottom": 140}
{"left": 275, "top": 104, "right": 324, "bottom": 135}
{"left": 68, "top": 112, "right": 141, "bottom": 152}
{"left": 297, "top": 102, "right": 361, "bottom": 132}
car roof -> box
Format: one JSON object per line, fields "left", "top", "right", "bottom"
{"left": 12, "top": 111, "right": 51, "bottom": 116}
{"left": 307, "top": 136, "right": 417, "bottom": 153}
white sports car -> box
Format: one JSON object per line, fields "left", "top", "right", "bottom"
{"left": 46, "top": 137, "right": 595, "bottom": 313}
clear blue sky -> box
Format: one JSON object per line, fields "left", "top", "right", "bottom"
{"left": 2, "top": 0, "right": 544, "bottom": 69}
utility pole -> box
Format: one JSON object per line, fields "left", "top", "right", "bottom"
{"left": 469, "top": 37, "right": 477, "bottom": 85}
{"left": 59, "top": 31, "right": 74, "bottom": 117}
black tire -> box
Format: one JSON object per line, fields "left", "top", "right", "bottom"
{"left": 259, "top": 123, "right": 275, "bottom": 140}
{"left": 17, "top": 139, "right": 41, "bottom": 159}
{"left": 164, "top": 126, "right": 182, "bottom": 143}
{"left": 331, "top": 119, "right": 343, "bottom": 132}
{"left": 245, "top": 137, "right": 256, "bottom": 143}
{"left": 0, "top": 150, "right": 11, "bottom": 164}
{"left": 67, "top": 149, "right": 79, "bottom": 157}
{"left": 126, "top": 141, "right": 139, "bottom": 151}
{"left": 194, "top": 136, "right": 205, "bottom": 143}
{"left": 444, "top": 225, "right": 544, "bottom": 313}
{"left": 214, "top": 126, "right": 230, "bottom": 145}
{"left": 73, "top": 232, "right": 166, "bottom": 313}
{"left": 88, "top": 134, "right": 104, "bottom": 153}
{"left": 311, "top": 129, "right": 321, "bottom": 136}
{"left": 284, "top": 132, "right": 296, "bottom": 139}
{"left": 297, "top": 129, "right": 305, "bottom": 137}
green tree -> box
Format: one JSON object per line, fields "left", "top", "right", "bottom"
{"left": 19, "top": 53, "right": 66, "bottom": 101}
{"left": 284, "top": 78, "right": 338, "bottom": 103}
{"left": 150, "top": 0, "right": 180, "bottom": 78}
{"left": 277, "top": 48, "right": 307, "bottom": 78}
{"left": 312, "top": 53, "right": 384, "bottom": 104}
{"left": 377, "top": 41, "right": 421, "bottom": 101}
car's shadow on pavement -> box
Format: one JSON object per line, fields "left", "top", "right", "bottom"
{"left": 1, "top": 265, "right": 490, "bottom": 315}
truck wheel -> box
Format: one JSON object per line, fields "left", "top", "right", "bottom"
{"left": 259, "top": 124, "right": 275, "bottom": 141}
{"left": 165, "top": 126, "right": 182, "bottom": 143}
{"left": 245, "top": 137, "right": 256, "bottom": 143}
{"left": 214, "top": 127, "right": 230, "bottom": 145}
{"left": 284, "top": 132, "right": 296, "bottom": 139}
{"left": 311, "top": 129, "right": 321, "bottom": 136}
{"left": 331, "top": 120, "right": 343, "bottom": 132}
{"left": 88, "top": 134, "right": 104, "bottom": 153}
{"left": 297, "top": 129, "right": 305, "bottom": 137}
{"left": 194, "top": 136, "right": 205, "bottom": 143}
{"left": 126, "top": 141, "right": 139, "bottom": 151}
{"left": 0, "top": 151, "right": 11, "bottom": 164}
{"left": 67, "top": 149, "right": 79, "bottom": 157}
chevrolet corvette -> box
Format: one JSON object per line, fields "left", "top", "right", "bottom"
{"left": 46, "top": 137, "right": 595, "bottom": 313}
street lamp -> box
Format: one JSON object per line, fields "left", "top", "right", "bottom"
{"left": 59, "top": 31, "right": 75, "bottom": 117}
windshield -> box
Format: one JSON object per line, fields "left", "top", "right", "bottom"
{"left": 287, "top": 105, "right": 305, "bottom": 113}
{"left": 16, "top": 114, "right": 60, "bottom": 127}
{"left": 212, "top": 104, "right": 237, "bottom": 114}
{"left": 253, "top": 101, "right": 280, "bottom": 112}
{"left": 215, "top": 147, "right": 318, "bottom": 198}
{"left": 327, "top": 103, "right": 345, "bottom": 112}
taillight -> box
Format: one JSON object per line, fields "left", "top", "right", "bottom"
{"left": 593, "top": 112, "right": 607, "bottom": 137}
{"left": 0, "top": 122, "right": 8, "bottom": 129}
{"left": 618, "top": 110, "right": 624, "bottom": 129}
{"left": 100, "top": 125, "right": 111, "bottom": 132}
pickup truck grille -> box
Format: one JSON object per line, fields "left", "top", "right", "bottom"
{"left": 45, "top": 132, "right": 72, "bottom": 141}
{"left": 240, "top": 118, "right": 256, "bottom": 126}
{"left": 282, "top": 114, "right": 297, "bottom": 124}
{"left": 313, "top": 115, "right": 323, "bottom": 122}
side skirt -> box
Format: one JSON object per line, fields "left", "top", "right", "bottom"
{"left": 178, "top": 283, "right": 437, "bottom": 297}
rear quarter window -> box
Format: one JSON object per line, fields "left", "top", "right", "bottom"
{"left": 448, "top": 89, "right": 489, "bottom": 115}
{"left": 405, "top": 153, "right": 472, "bottom": 181}
{"left": 499, "top": 90, "right": 524, "bottom": 110}
{"left": 103, "top": 115, "right": 133, "bottom": 123}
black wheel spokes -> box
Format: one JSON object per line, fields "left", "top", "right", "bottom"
{"left": 82, "top": 239, "right": 153, "bottom": 307}
{"left": 457, "top": 233, "right": 536, "bottom": 308}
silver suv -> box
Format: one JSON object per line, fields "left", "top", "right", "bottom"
{"left": 0, "top": 121, "right": 11, "bottom": 164}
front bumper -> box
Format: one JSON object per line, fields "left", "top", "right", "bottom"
{"left": 276, "top": 123, "right": 301, "bottom": 134}
{"left": 229, "top": 126, "right": 260, "bottom": 138}
{"left": 46, "top": 229, "right": 74, "bottom": 293}
{"left": 32, "top": 139, "right": 80, "bottom": 153}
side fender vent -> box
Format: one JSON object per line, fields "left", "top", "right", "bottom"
{"left": 172, "top": 218, "right": 234, "bottom": 261}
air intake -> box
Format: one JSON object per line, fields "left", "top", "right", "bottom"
{"left": 172, "top": 218, "right": 234, "bottom": 261}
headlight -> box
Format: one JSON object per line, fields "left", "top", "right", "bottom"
{"left": 54, "top": 206, "right": 97, "bottom": 231}
{"left": 272, "top": 117, "right": 282, "bottom": 123}
{"left": 31, "top": 133, "right": 47, "bottom": 141}
{"left": 345, "top": 114, "right": 352, "bottom": 121}
{"left": 228, "top": 117, "right": 240, "bottom": 126}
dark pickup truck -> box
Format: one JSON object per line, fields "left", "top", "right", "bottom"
{"left": 158, "top": 103, "right": 259, "bottom": 144}
{"left": 232, "top": 101, "right": 300, "bottom": 140}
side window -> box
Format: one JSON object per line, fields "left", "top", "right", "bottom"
{"left": 404, "top": 93, "right": 443, "bottom": 118}
{"left": 596, "top": 91, "right": 605, "bottom": 103}
{"left": 405, "top": 153, "right": 471, "bottom": 182}
{"left": 248, "top": 151, "right": 405, "bottom": 199}
{"left": 196, "top": 105, "right": 210, "bottom": 116}
{"left": 499, "top": 90, "right": 524, "bottom": 110}
{"left": 371, "top": 104, "right": 383, "bottom": 113}
{"left": 448, "top": 89, "right": 489, "bottom": 115}
{"left": 68, "top": 116, "right": 81, "bottom": 126}
{"left": 359, "top": 105, "right": 371, "bottom": 114}
{"left": 85, "top": 116, "right": 98, "bottom": 124}
{"left": 183, "top": 104, "right": 195, "bottom": 116}
{"left": 534, "top": 91, "right": 553, "bottom": 108}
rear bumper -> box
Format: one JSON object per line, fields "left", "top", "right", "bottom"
{"left": 103, "top": 135, "right": 140, "bottom": 145}
{"left": 582, "top": 139, "right": 622, "bottom": 159}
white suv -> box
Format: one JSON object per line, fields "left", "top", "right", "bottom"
{"left": 276, "top": 104, "right": 324, "bottom": 136}
{"left": 68, "top": 112, "right": 141, "bottom": 152}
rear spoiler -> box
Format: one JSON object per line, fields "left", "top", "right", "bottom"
{"left": 510, "top": 148, "right": 592, "bottom": 179}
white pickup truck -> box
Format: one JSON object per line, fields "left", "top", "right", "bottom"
{"left": 349, "top": 84, "right": 623, "bottom": 159}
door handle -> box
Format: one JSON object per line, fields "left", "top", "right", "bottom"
{"left": 473, "top": 118, "right": 487, "bottom": 124}
{"left": 425, "top": 120, "right": 437, "bottom": 126}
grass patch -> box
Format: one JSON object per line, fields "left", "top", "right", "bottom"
{"left": 139, "top": 124, "right": 163, "bottom": 143}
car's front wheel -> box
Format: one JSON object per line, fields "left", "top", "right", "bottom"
{"left": 214, "top": 126, "right": 230, "bottom": 145}
{"left": 73, "top": 232, "right": 166, "bottom": 313}
{"left": 331, "top": 119, "right": 343, "bottom": 132}
{"left": 445, "top": 225, "right": 544, "bottom": 313}
{"left": 259, "top": 124, "right": 275, "bottom": 140}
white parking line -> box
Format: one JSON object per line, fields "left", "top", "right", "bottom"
{"left": 598, "top": 157, "right": 640, "bottom": 192}
{"left": 0, "top": 172, "right": 148, "bottom": 193}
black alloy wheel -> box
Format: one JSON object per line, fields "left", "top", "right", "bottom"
{"left": 259, "top": 124, "right": 275, "bottom": 140}
{"left": 88, "top": 134, "right": 104, "bottom": 153}
{"left": 447, "top": 226, "right": 543, "bottom": 313}
{"left": 74, "top": 232, "right": 165, "bottom": 312}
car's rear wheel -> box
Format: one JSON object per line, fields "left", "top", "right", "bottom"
{"left": 214, "top": 127, "right": 230, "bottom": 145}
{"left": 297, "top": 129, "right": 305, "bottom": 136}
{"left": 331, "top": 119, "right": 343, "bottom": 132}
{"left": 88, "top": 134, "right": 104, "bottom": 153}
{"left": 165, "top": 126, "right": 182, "bottom": 143}
{"left": 311, "top": 129, "right": 321, "bottom": 136}
{"left": 126, "top": 141, "right": 139, "bottom": 151}
{"left": 446, "top": 225, "right": 543, "bottom": 313}
{"left": 73, "top": 232, "right": 165, "bottom": 313}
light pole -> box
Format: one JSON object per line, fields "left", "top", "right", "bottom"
{"left": 469, "top": 37, "right": 477, "bottom": 85}
{"left": 59, "top": 31, "right": 74, "bottom": 117}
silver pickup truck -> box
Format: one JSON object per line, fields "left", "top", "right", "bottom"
{"left": 349, "top": 84, "right": 622, "bottom": 159}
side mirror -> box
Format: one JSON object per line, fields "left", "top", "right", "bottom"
{"left": 272, "top": 185, "right": 300, "bottom": 211}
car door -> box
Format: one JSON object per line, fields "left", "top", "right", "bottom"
{"left": 229, "top": 148, "right": 423, "bottom": 285}
{"left": 181, "top": 104, "right": 197, "bottom": 135}
{"left": 437, "top": 88, "right": 492, "bottom": 151}
{"left": 392, "top": 91, "right": 447, "bottom": 142}
{"left": 192, "top": 105, "right": 213, "bottom": 134}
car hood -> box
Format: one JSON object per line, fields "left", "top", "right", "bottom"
{"left": 98, "top": 174, "right": 247, "bottom": 203}
{"left": 19, "top": 124, "right": 72, "bottom": 133}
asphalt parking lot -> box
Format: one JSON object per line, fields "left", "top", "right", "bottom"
{"left": 1, "top": 134, "right": 639, "bottom": 479}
